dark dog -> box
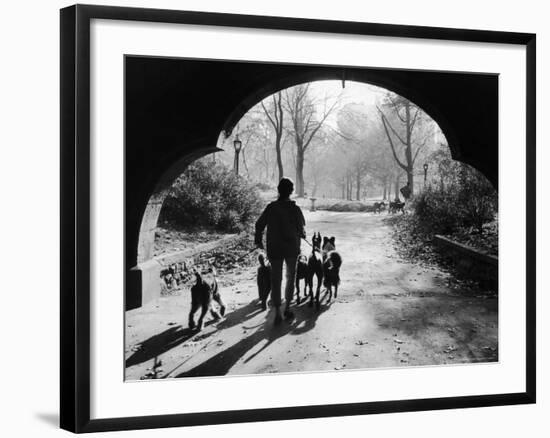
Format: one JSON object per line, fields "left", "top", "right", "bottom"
{"left": 295, "top": 253, "right": 309, "bottom": 304}
{"left": 307, "top": 232, "right": 324, "bottom": 309}
{"left": 388, "top": 200, "right": 405, "bottom": 214}
{"left": 189, "top": 267, "right": 226, "bottom": 331}
{"left": 257, "top": 254, "right": 271, "bottom": 311}
{"left": 322, "top": 237, "right": 342, "bottom": 302}
{"left": 373, "top": 201, "right": 386, "bottom": 214}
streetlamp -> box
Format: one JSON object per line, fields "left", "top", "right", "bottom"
{"left": 233, "top": 134, "right": 242, "bottom": 175}
{"left": 423, "top": 162, "right": 429, "bottom": 187}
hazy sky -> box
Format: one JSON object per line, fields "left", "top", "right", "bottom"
{"left": 218, "top": 79, "right": 445, "bottom": 149}
{"left": 309, "top": 80, "right": 385, "bottom": 106}
{"left": 307, "top": 80, "right": 386, "bottom": 128}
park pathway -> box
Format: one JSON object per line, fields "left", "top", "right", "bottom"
{"left": 125, "top": 211, "right": 498, "bottom": 380}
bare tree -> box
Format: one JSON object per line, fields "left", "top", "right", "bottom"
{"left": 336, "top": 104, "right": 373, "bottom": 200}
{"left": 261, "top": 92, "right": 285, "bottom": 181}
{"left": 284, "top": 84, "right": 340, "bottom": 197}
{"left": 377, "top": 93, "right": 433, "bottom": 196}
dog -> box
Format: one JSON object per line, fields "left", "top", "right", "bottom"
{"left": 295, "top": 253, "right": 309, "bottom": 304}
{"left": 322, "top": 236, "right": 335, "bottom": 256}
{"left": 307, "top": 232, "right": 324, "bottom": 309}
{"left": 388, "top": 200, "right": 405, "bottom": 214}
{"left": 188, "top": 266, "right": 226, "bottom": 331}
{"left": 322, "top": 237, "right": 342, "bottom": 302}
{"left": 257, "top": 254, "right": 271, "bottom": 311}
{"left": 373, "top": 201, "right": 386, "bottom": 214}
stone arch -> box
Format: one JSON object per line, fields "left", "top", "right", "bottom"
{"left": 125, "top": 56, "right": 497, "bottom": 309}
{"left": 220, "top": 72, "right": 460, "bottom": 165}
{"left": 136, "top": 146, "right": 222, "bottom": 265}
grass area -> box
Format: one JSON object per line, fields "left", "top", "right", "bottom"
{"left": 295, "top": 196, "right": 384, "bottom": 212}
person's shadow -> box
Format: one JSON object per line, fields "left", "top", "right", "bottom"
{"left": 175, "top": 298, "right": 332, "bottom": 378}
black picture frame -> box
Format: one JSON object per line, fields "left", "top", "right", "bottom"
{"left": 60, "top": 4, "right": 536, "bottom": 433}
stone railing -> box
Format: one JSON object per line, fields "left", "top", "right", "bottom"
{"left": 433, "top": 234, "right": 498, "bottom": 289}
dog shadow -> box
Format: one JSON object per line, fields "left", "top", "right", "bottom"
{"left": 125, "top": 325, "right": 196, "bottom": 368}
{"left": 291, "top": 294, "right": 333, "bottom": 335}
{"left": 125, "top": 300, "right": 263, "bottom": 368}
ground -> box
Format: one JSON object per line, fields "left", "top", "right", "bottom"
{"left": 125, "top": 211, "right": 498, "bottom": 380}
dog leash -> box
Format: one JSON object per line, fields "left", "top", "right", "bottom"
{"left": 235, "top": 238, "right": 312, "bottom": 263}
{"left": 234, "top": 247, "right": 260, "bottom": 263}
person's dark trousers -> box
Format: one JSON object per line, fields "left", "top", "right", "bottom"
{"left": 269, "top": 255, "right": 297, "bottom": 311}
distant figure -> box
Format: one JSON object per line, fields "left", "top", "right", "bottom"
{"left": 255, "top": 178, "right": 306, "bottom": 325}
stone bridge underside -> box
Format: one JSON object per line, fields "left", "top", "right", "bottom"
{"left": 125, "top": 56, "right": 498, "bottom": 309}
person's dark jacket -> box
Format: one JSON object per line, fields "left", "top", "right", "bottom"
{"left": 255, "top": 199, "right": 306, "bottom": 259}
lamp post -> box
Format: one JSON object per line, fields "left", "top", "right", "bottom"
{"left": 233, "top": 134, "right": 242, "bottom": 175}
{"left": 423, "top": 162, "right": 429, "bottom": 187}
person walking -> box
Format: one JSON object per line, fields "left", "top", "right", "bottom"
{"left": 255, "top": 178, "right": 306, "bottom": 325}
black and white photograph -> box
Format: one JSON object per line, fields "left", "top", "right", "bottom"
{"left": 124, "top": 57, "right": 499, "bottom": 381}
{"left": 1, "top": 0, "right": 546, "bottom": 435}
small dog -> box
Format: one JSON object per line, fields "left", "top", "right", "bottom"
{"left": 322, "top": 236, "right": 336, "bottom": 256}
{"left": 189, "top": 266, "right": 226, "bottom": 331}
{"left": 295, "top": 253, "right": 309, "bottom": 304}
{"left": 307, "top": 232, "right": 324, "bottom": 309}
{"left": 373, "top": 201, "right": 386, "bottom": 214}
{"left": 322, "top": 237, "right": 342, "bottom": 302}
{"left": 257, "top": 254, "right": 271, "bottom": 311}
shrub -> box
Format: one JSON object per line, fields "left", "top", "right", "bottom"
{"left": 159, "top": 160, "right": 263, "bottom": 232}
{"left": 412, "top": 187, "right": 462, "bottom": 235}
{"left": 457, "top": 167, "right": 498, "bottom": 234}
{"left": 412, "top": 164, "right": 497, "bottom": 236}
{"left": 253, "top": 182, "right": 272, "bottom": 191}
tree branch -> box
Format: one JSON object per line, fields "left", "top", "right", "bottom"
{"left": 409, "top": 107, "right": 420, "bottom": 135}
{"left": 261, "top": 101, "right": 277, "bottom": 130}
{"left": 388, "top": 95, "right": 407, "bottom": 124}
{"left": 303, "top": 98, "right": 339, "bottom": 150}
{"left": 412, "top": 135, "right": 429, "bottom": 165}
{"left": 378, "top": 107, "right": 407, "bottom": 146}
{"left": 378, "top": 109, "right": 408, "bottom": 171}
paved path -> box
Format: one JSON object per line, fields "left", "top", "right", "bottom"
{"left": 125, "top": 211, "right": 497, "bottom": 380}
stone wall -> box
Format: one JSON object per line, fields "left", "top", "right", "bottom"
{"left": 156, "top": 233, "right": 243, "bottom": 294}
{"left": 433, "top": 235, "right": 498, "bottom": 290}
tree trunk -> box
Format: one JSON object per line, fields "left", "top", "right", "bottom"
{"left": 295, "top": 148, "right": 305, "bottom": 197}
{"left": 242, "top": 149, "right": 249, "bottom": 177}
{"left": 275, "top": 136, "right": 284, "bottom": 181}
{"left": 395, "top": 176, "right": 400, "bottom": 200}
{"left": 407, "top": 170, "right": 414, "bottom": 195}
{"left": 356, "top": 171, "right": 361, "bottom": 201}
{"left": 383, "top": 177, "right": 388, "bottom": 200}
{"left": 404, "top": 102, "right": 415, "bottom": 196}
